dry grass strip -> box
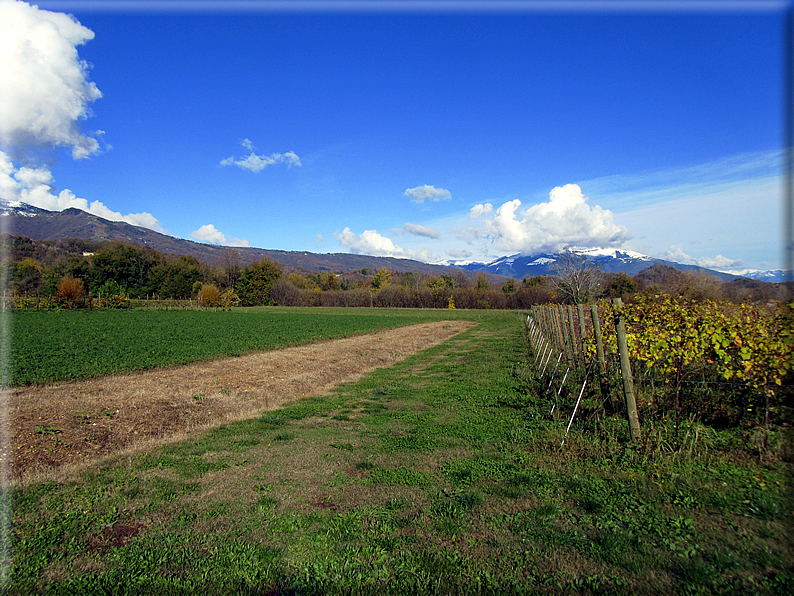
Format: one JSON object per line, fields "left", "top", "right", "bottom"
{"left": 5, "top": 320, "right": 476, "bottom": 486}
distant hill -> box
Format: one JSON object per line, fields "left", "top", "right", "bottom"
{"left": 0, "top": 201, "right": 508, "bottom": 283}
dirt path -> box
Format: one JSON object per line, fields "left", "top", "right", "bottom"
{"left": 5, "top": 320, "right": 476, "bottom": 485}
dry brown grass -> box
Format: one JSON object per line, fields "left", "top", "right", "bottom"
{"left": 7, "top": 320, "right": 476, "bottom": 486}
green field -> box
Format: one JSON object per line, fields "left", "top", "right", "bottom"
{"left": 3, "top": 310, "right": 791, "bottom": 594}
{"left": 7, "top": 307, "right": 491, "bottom": 386}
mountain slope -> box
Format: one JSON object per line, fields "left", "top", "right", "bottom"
{"left": 0, "top": 202, "right": 507, "bottom": 282}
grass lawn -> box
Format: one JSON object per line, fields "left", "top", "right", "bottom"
{"left": 3, "top": 311, "right": 791, "bottom": 594}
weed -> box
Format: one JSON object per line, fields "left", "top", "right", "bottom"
{"left": 35, "top": 424, "right": 61, "bottom": 436}
{"left": 330, "top": 442, "right": 354, "bottom": 451}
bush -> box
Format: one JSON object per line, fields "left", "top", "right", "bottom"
{"left": 220, "top": 289, "right": 240, "bottom": 310}
{"left": 196, "top": 284, "right": 220, "bottom": 308}
{"left": 56, "top": 276, "right": 84, "bottom": 306}
{"left": 97, "top": 279, "right": 128, "bottom": 308}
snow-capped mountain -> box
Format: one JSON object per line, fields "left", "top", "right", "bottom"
{"left": 436, "top": 248, "right": 781, "bottom": 282}
{"left": 721, "top": 269, "right": 790, "bottom": 283}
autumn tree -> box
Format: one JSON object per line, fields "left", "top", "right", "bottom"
{"left": 372, "top": 267, "right": 391, "bottom": 289}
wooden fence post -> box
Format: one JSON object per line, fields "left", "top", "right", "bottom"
{"left": 613, "top": 298, "right": 641, "bottom": 441}
{"left": 559, "top": 305, "right": 572, "bottom": 364}
{"left": 567, "top": 305, "right": 578, "bottom": 366}
{"left": 577, "top": 303, "right": 587, "bottom": 360}
{"left": 591, "top": 304, "right": 611, "bottom": 405}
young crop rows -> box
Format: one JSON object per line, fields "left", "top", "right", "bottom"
{"left": 6, "top": 310, "right": 423, "bottom": 386}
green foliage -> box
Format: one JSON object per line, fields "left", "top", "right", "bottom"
{"left": 236, "top": 258, "right": 282, "bottom": 306}
{"left": 609, "top": 271, "right": 638, "bottom": 297}
{"left": 219, "top": 288, "right": 240, "bottom": 310}
{"left": 97, "top": 279, "right": 128, "bottom": 308}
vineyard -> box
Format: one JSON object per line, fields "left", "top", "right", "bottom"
{"left": 526, "top": 296, "right": 793, "bottom": 454}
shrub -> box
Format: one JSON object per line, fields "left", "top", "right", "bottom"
{"left": 56, "top": 276, "right": 84, "bottom": 305}
{"left": 196, "top": 284, "right": 220, "bottom": 308}
{"left": 220, "top": 289, "right": 240, "bottom": 310}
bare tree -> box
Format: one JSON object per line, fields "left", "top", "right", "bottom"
{"left": 550, "top": 248, "right": 604, "bottom": 304}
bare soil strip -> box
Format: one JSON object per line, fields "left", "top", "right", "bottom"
{"left": 6, "top": 320, "right": 475, "bottom": 485}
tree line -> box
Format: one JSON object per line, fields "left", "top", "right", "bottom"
{"left": 2, "top": 235, "right": 790, "bottom": 309}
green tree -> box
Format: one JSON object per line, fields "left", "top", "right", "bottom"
{"left": 154, "top": 256, "right": 203, "bottom": 299}
{"left": 236, "top": 259, "right": 283, "bottom": 306}
{"left": 89, "top": 242, "right": 158, "bottom": 296}
{"left": 12, "top": 258, "right": 42, "bottom": 295}
{"left": 609, "top": 272, "right": 638, "bottom": 298}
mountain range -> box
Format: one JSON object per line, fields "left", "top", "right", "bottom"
{"left": 2, "top": 200, "right": 789, "bottom": 283}
{"left": 436, "top": 248, "right": 788, "bottom": 283}
{"left": 0, "top": 201, "right": 509, "bottom": 282}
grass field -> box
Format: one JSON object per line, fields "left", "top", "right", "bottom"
{"left": 3, "top": 310, "right": 791, "bottom": 594}
{"left": 7, "top": 307, "right": 489, "bottom": 386}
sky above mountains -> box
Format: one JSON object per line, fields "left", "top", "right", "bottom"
{"left": 0, "top": 0, "right": 788, "bottom": 273}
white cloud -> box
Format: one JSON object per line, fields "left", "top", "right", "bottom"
{"left": 446, "top": 249, "right": 472, "bottom": 260}
{"left": 0, "top": 0, "right": 103, "bottom": 159}
{"left": 0, "top": 151, "right": 167, "bottom": 233}
{"left": 474, "top": 184, "right": 630, "bottom": 254}
{"left": 333, "top": 227, "right": 431, "bottom": 261}
{"left": 404, "top": 185, "right": 451, "bottom": 203}
{"left": 664, "top": 244, "right": 743, "bottom": 270}
{"left": 191, "top": 223, "right": 250, "bottom": 247}
{"left": 392, "top": 222, "right": 440, "bottom": 239}
{"left": 469, "top": 203, "right": 492, "bottom": 219}
{"left": 316, "top": 233, "right": 324, "bottom": 245}
{"left": 220, "top": 140, "right": 301, "bottom": 172}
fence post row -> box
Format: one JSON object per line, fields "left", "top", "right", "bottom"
{"left": 527, "top": 301, "right": 643, "bottom": 444}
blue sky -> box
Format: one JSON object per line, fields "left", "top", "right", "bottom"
{"left": 0, "top": 0, "right": 789, "bottom": 273}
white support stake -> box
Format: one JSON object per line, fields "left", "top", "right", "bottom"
{"left": 550, "top": 367, "right": 570, "bottom": 415}
{"left": 540, "top": 347, "right": 553, "bottom": 377}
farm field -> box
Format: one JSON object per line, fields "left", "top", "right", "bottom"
{"left": 6, "top": 306, "right": 488, "bottom": 386}
{"left": 2, "top": 309, "right": 791, "bottom": 594}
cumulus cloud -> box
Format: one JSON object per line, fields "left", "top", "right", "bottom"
{"left": 220, "top": 139, "right": 301, "bottom": 172}
{"left": 474, "top": 184, "right": 630, "bottom": 254}
{"left": 664, "top": 244, "right": 743, "bottom": 270}
{"left": 333, "top": 227, "right": 431, "bottom": 261}
{"left": 469, "top": 203, "right": 493, "bottom": 219}
{"left": 391, "top": 222, "right": 440, "bottom": 239}
{"left": 191, "top": 223, "right": 250, "bottom": 247}
{"left": 0, "top": 0, "right": 103, "bottom": 159}
{"left": 404, "top": 185, "right": 451, "bottom": 203}
{"left": 0, "top": 4, "right": 171, "bottom": 235}
{"left": 0, "top": 151, "right": 167, "bottom": 232}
